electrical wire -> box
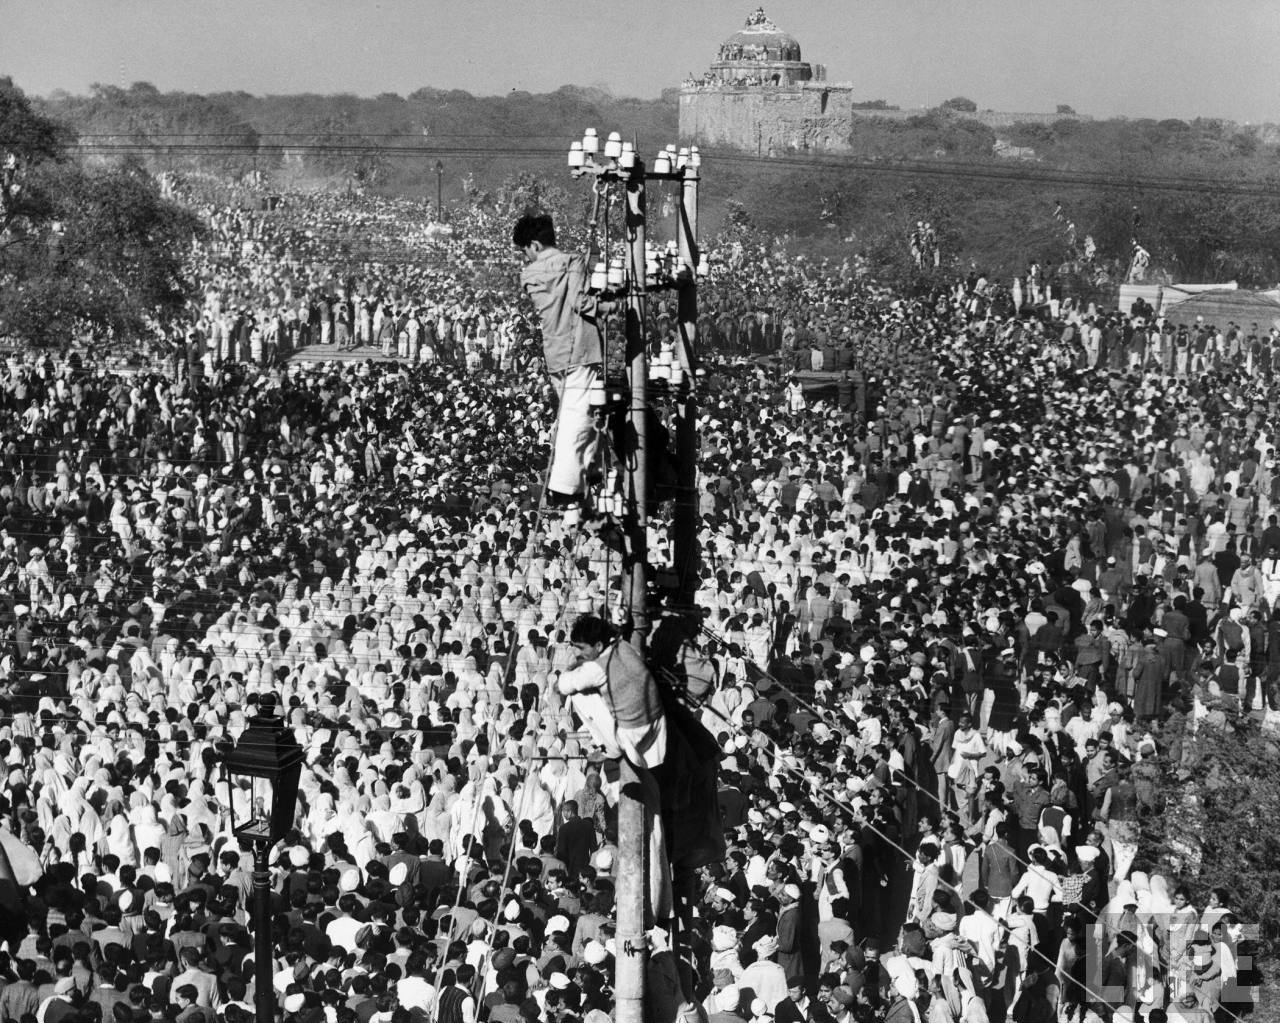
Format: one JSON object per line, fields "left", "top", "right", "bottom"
{"left": 688, "top": 688, "right": 1249, "bottom": 1023}
{"left": 75, "top": 133, "right": 598, "bottom": 141}
{"left": 64, "top": 139, "right": 1280, "bottom": 199}
{"left": 25, "top": 121, "right": 1258, "bottom": 1014}
{"left": 682, "top": 615, "right": 1263, "bottom": 1023}
{"left": 0, "top": 159, "right": 859, "bottom": 751}
{"left": 690, "top": 619, "right": 1121, "bottom": 924}
{"left": 461, "top": 549, "right": 593, "bottom": 1000}
{"left": 3, "top": 355, "right": 1228, "bottom": 1009}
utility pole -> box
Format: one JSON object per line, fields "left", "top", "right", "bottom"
{"left": 565, "top": 134, "right": 705, "bottom": 1023}
{"left": 623, "top": 160, "right": 649, "bottom": 643}
{"left": 674, "top": 153, "right": 701, "bottom": 611}
{"left": 251, "top": 844, "right": 273, "bottom": 1023}
{"left": 435, "top": 159, "right": 444, "bottom": 221}
{"left": 615, "top": 156, "right": 649, "bottom": 1023}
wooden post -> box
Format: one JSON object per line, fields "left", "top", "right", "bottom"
{"left": 251, "top": 843, "right": 273, "bottom": 1023}
{"left": 615, "top": 158, "right": 649, "bottom": 1023}
{"left": 668, "top": 156, "right": 702, "bottom": 1001}
{"left": 674, "top": 162, "right": 700, "bottom": 611}
{"left": 615, "top": 760, "right": 648, "bottom": 1023}
{"left": 623, "top": 161, "right": 649, "bottom": 642}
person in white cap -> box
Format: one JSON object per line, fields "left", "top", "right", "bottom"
{"left": 808, "top": 826, "right": 848, "bottom": 923}
{"left": 739, "top": 934, "right": 788, "bottom": 1012}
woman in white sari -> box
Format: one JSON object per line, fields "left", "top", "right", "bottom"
{"left": 367, "top": 792, "right": 401, "bottom": 845}
{"left": 104, "top": 813, "right": 139, "bottom": 868}
{"left": 296, "top": 768, "right": 326, "bottom": 821}
{"left": 183, "top": 780, "right": 220, "bottom": 838}
{"left": 305, "top": 792, "right": 343, "bottom": 849}
{"left": 474, "top": 773, "right": 513, "bottom": 863}
{"left": 348, "top": 818, "right": 380, "bottom": 869}
{"left": 52, "top": 777, "right": 103, "bottom": 858}
{"left": 423, "top": 773, "right": 457, "bottom": 848}
{"left": 561, "top": 738, "right": 589, "bottom": 796}
{"left": 1139, "top": 872, "right": 1175, "bottom": 1006}
{"left": 932, "top": 942, "right": 983, "bottom": 1023}
{"left": 538, "top": 756, "right": 573, "bottom": 810}
{"left": 448, "top": 779, "right": 481, "bottom": 863}
{"left": 704, "top": 683, "right": 742, "bottom": 737}
{"left": 510, "top": 769, "right": 555, "bottom": 843}
{"left": 35, "top": 768, "right": 66, "bottom": 840}
{"left": 1159, "top": 876, "right": 1199, "bottom": 1001}
{"left": 44, "top": 775, "right": 101, "bottom": 874}
{"left": 390, "top": 777, "right": 428, "bottom": 831}
{"left": 453, "top": 708, "right": 480, "bottom": 748}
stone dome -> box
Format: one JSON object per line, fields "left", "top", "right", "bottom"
{"left": 717, "top": 8, "right": 802, "bottom": 63}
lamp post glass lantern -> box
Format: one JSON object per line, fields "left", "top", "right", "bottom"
{"left": 222, "top": 712, "right": 303, "bottom": 1023}
{"left": 222, "top": 715, "right": 303, "bottom": 846}
{"left": 228, "top": 775, "right": 277, "bottom": 843}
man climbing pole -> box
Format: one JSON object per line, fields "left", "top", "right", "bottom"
{"left": 513, "top": 212, "right": 603, "bottom": 522}
{"left": 554, "top": 613, "right": 725, "bottom": 923}
{"left": 556, "top": 613, "right": 672, "bottom": 917}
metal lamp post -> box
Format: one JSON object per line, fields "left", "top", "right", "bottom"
{"left": 435, "top": 159, "right": 444, "bottom": 221}
{"left": 222, "top": 699, "right": 304, "bottom": 1023}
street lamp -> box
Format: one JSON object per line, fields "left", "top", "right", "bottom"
{"left": 435, "top": 159, "right": 444, "bottom": 222}
{"left": 222, "top": 697, "right": 304, "bottom": 1023}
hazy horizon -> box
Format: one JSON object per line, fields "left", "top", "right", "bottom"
{"left": 5, "top": 0, "right": 1279, "bottom": 124}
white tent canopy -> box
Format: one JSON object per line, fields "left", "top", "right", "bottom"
{"left": 1119, "top": 281, "right": 1237, "bottom": 317}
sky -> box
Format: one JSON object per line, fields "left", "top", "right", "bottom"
{"left": 5, "top": 0, "right": 1280, "bottom": 123}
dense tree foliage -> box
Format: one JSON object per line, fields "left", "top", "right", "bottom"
{"left": 0, "top": 77, "right": 72, "bottom": 249}
{"left": 0, "top": 79, "right": 203, "bottom": 345}
{"left": 1142, "top": 715, "right": 1280, "bottom": 948}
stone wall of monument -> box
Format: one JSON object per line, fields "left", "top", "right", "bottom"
{"left": 680, "top": 85, "right": 1093, "bottom": 152}
{"left": 679, "top": 84, "right": 857, "bottom": 151}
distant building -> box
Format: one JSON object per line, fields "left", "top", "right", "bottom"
{"left": 679, "top": 7, "right": 1085, "bottom": 154}
{"left": 679, "top": 7, "right": 855, "bottom": 154}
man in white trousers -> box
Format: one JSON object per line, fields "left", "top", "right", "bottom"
{"left": 514, "top": 213, "right": 603, "bottom": 523}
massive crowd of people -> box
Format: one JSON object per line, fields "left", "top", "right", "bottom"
{"left": 163, "top": 188, "right": 539, "bottom": 377}
{"left": 0, "top": 182, "right": 1268, "bottom": 1023}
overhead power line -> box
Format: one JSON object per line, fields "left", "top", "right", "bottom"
{"left": 67, "top": 139, "right": 1280, "bottom": 199}
{"left": 74, "top": 132, "right": 574, "bottom": 140}
{"left": 73, "top": 143, "right": 563, "bottom": 158}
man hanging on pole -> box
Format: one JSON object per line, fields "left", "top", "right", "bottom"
{"left": 513, "top": 213, "right": 603, "bottom": 523}
{"left": 556, "top": 613, "right": 672, "bottom": 919}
